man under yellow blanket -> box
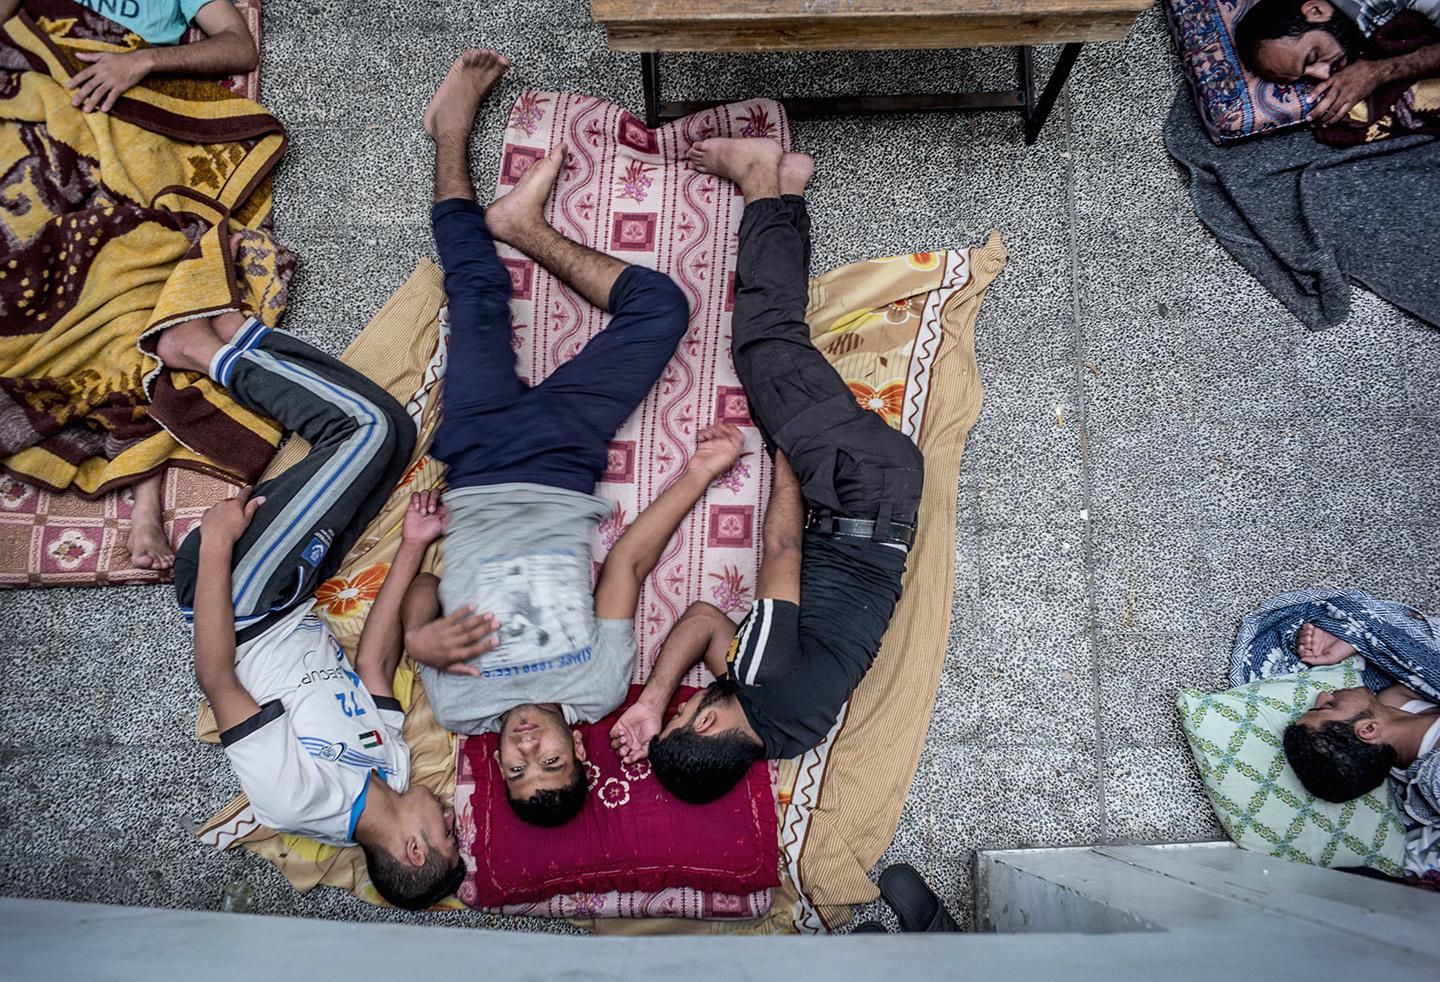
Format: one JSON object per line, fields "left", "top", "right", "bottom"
{"left": 0, "top": 0, "right": 257, "bottom": 571}
{"left": 0, "top": 0, "right": 256, "bottom": 113}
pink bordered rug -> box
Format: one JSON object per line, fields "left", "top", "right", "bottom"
{"left": 455, "top": 91, "right": 791, "bottom": 918}
{"left": 0, "top": 469, "right": 234, "bottom": 589}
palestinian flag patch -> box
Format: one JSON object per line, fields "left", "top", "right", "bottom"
{"left": 359, "top": 730, "right": 383, "bottom": 749}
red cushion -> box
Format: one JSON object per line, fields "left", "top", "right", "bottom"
{"left": 463, "top": 685, "right": 779, "bottom": 907}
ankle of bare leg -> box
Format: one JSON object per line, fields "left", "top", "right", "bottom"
{"left": 487, "top": 209, "right": 551, "bottom": 249}
{"left": 739, "top": 163, "right": 782, "bottom": 203}
{"left": 742, "top": 183, "right": 782, "bottom": 205}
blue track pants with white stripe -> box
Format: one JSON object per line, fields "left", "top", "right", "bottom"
{"left": 173, "top": 321, "right": 415, "bottom": 644}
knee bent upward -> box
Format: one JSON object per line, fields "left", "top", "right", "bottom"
{"left": 373, "top": 392, "right": 416, "bottom": 467}
{"left": 616, "top": 267, "right": 690, "bottom": 331}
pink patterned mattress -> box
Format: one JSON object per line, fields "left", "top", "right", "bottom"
{"left": 0, "top": 469, "right": 234, "bottom": 589}
{"left": 455, "top": 90, "right": 791, "bottom": 918}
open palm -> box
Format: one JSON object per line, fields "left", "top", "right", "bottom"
{"left": 610, "top": 701, "right": 662, "bottom": 764}
{"left": 402, "top": 489, "right": 448, "bottom": 545}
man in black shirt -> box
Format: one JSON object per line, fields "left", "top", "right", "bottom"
{"left": 608, "top": 138, "right": 924, "bottom": 802}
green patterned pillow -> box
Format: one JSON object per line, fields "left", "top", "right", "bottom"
{"left": 1177, "top": 658, "right": 1405, "bottom": 874}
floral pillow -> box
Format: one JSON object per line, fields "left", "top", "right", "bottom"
{"left": 460, "top": 685, "right": 779, "bottom": 907}
{"left": 1164, "top": 0, "right": 1315, "bottom": 141}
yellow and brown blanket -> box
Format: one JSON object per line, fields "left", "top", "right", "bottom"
{"left": 0, "top": 0, "right": 291, "bottom": 497}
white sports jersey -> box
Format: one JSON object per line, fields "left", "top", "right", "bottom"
{"left": 220, "top": 602, "right": 410, "bottom": 845}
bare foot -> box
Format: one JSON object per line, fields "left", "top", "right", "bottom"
{"left": 126, "top": 473, "right": 173, "bottom": 571}
{"left": 155, "top": 316, "right": 222, "bottom": 374}
{"left": 1297, "top": 622, "right": 1357, "bottom": 666}
{"left": 778, "top": 152, "right": 814, "bottom": 196}
{"left": 423, "top": 49, "right": 509, "bottom": 142}
{"left": 485, "top": 143, "right": 566, "bottom": 243}
{"left": 687, "top": 138, "right": 783, "bottom": 196}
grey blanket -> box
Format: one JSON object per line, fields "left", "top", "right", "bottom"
{"left": 1164, "top": 90, "right": 1440, "bottom": 331}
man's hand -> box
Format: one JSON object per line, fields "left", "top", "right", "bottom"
{"left": 1309, "top": 61, "right": 1382, "bottom": 126}
{"left": 67, "top": 49, "right": 154, "bottom": 114}
{"left": 404, "top": 605, "right": 499, "bottom": 677}
{"left": 401, "top": 489, "right": 447, "bottom": 546}
{"left": 200, "top": 487, "right": 265, "bottom": 548}
{"left": 686, "top": 423, "right": 744, "bottom": 482}
{"left": 1295, "top": 622, "right": 1357, "bottom": 667}
{"left": 610, "top": 700, "right": 663, "bottom": 764}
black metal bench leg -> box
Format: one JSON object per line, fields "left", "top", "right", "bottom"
{"left": 1017, "top": 46, "right": 1036, "bottom": 122}
{"left": 1022, "top": 42, "right": 1083, "bottom": 145}
{"left": 642, "top": 52, "right": 661, "bottom": 128}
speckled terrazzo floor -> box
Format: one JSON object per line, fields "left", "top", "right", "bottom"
{"left": 3, "top": 0, "right": 1438, "bottom": 934}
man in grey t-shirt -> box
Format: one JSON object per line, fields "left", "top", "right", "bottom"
{"left": 420, "top": 485, "right": 636, "bottom": 736}
{"left": 397, "top": 51, "right": 743, "bottom": 828}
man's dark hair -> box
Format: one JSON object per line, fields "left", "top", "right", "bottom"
{"left": 362, "top": 838, "right": 467, "bottom": 911}
{"left": 506, "top": 763, "right": 589, "bottom": 827}
{"left": 1282, "top": 717, "right": 1397, "bottom": 803}
{"left": 1234, "top": 0, "right": 1362, "bottom": 74}
{"left": 649, "top": 680, "right": 764, "bottom": 804}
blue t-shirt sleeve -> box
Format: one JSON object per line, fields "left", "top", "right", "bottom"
{"left": 182, "top": 0, "right": 223, "bottom": 25}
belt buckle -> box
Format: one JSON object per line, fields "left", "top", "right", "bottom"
{"left": 807, "top": 509, "right": 836, "bottom": 535}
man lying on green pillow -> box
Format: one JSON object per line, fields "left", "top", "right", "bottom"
{"left": 1233, "top": 588, "right": 1440, "bottom": 878}
{"left": 1281, "top": 623, "right": 1440, "bottom": 875}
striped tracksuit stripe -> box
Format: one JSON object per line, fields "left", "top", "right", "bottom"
{"left": 174, "top": 321, "right": 415, "bottom": 643}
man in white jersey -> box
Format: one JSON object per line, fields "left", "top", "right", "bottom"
{"left": 159, "top": 303, "right": 466, "bottom": 911}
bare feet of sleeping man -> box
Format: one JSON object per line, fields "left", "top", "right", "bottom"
{"left": 687, "top": 137, "right": 815, "bottom": 203}
{"left": 125, "top": 471, "right": 173, "bottom": 571}
{"left": 423, "top": 48, "right": 509, "bottom": 144}
{"left": 482, "top": 141, "right": 567, "bottom": 243}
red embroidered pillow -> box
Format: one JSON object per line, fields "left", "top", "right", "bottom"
{"left": 463, "top": 685, "right": 779, "bottom": 907}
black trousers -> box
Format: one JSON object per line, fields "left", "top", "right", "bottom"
{"left": 732, "top": 196, "right": 924, "bottom": 531}
{"left": 174, "top": 321, "right": 415, "bottom": 643}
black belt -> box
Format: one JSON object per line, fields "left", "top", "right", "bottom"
{"left": 804, "top": 510, "right": 916, "bottom": 547}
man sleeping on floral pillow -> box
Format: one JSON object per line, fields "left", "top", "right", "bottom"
{"left": 1236, "top": 0, "right": 1440, "bottom": 142}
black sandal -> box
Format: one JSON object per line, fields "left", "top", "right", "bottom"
{"left": 877, "top": 863, "right": 962, "bottom": 933}
{"left": 851, "top": 921, "right": 888, "bottom": 933}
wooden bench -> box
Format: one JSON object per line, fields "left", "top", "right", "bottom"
{"left": 590, "top": 0, "right": 1152, "bottom": 143}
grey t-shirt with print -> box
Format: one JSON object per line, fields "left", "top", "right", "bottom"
{"left": 421, "top": 483, "right": 636, "bottom": 735}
